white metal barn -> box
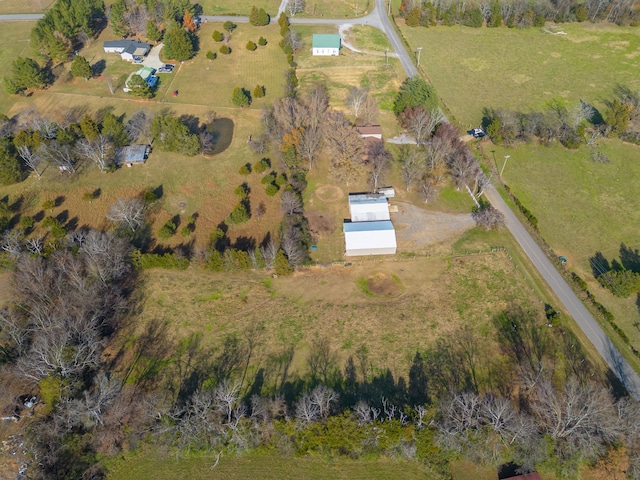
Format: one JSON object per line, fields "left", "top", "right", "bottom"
{"left": 344, "top": 221, "right": 397, "bottom": 256}
{"left": 349, "top": 194, "right": 390, "bottom": 222}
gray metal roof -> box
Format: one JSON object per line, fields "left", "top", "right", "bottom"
{"left": 343, "top": 221, "right": 395, "bottom": 232}
{"left": 348, "top": 193, "right": 387, "bottom": 205}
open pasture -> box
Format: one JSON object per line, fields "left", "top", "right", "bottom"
{"left": 399, "top": 22, "right": 640, "bottom": 127}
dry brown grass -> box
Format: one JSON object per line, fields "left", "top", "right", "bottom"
{"left": 134, "top": 245, "right": 542, "bottom": 380}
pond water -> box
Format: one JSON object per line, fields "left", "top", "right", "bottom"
{"left": 205, "top": 118, "right": 234, "bottom": 155}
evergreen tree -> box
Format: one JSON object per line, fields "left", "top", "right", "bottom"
{"left": 223, "top": 21, "right": 236, "bottom": 33}
{"left": 150, "top": 115, "right": 200, "bottom": 155}
{"left": 80, "top": 115, "right": 100, "bottom": 140}
{"left": 126, "top": 74, "right": 153, "bottom": 98}
{"left": 102, "top": 112, "right": 128, "bottom": 147}
{"left": 0, "top": 139, "right": 22, "bottom": 185}
{"left": 253, "top": 84, "right": 265, "bottom": 98}
{"left": 146, "top": 21, "right": 163, "bottom": 42}
{"left": 274, "top": 249, "right": 293, "bottom": 275}
{"left": 70, "top": 55, "right": 92, "bottom": 80}
{"left": 393, "top": 77, "right": 438, "bottom": 116}
{"left": 250, "top": 7, "right": 270, "bottom": 26}
{"left": 164, "top": 22, "right": 195, "bottom": 61}
{"left": 232, "top": 87, "right": 250, "bottom": 107}
{"left": 246, "top": 41, "right": 257, "bottom": 51}
{"left": 212, "top": 30, "right": 224, "bottom": 42}
{"left": 8, "top": 57, "right": 48, "bottom": 92}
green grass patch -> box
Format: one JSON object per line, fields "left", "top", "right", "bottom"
{"left": 107, "top": 449, "right": 440, "bottom": 480}
{"left": 355, "top": 277, "right": 375, "bottom": 296}
{"left": 399, "top": 23, "right": 640, "bottom": 127}
{"left": 0, "top": 0, "right": 53, "bottom": 14}
{"left": 198, "top": 0, "right": 279, "bottom": 15}
{"left": 0, "top": 22, "right": 37, "bottom": 113}
{"left": 350, "top": 25, "right": 392, "bottom": 52}
{"left": 298, "top": 0, "right": 372, "bottom": 18}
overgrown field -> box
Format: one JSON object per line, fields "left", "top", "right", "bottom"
{"left": 297, "top": 0, "right": 372, "bottom": 18}
{"left": 399, "top": 22, "right": 640, "bottom": 127}
{"left": 0, "top": 22, "right": 36, "bottom": 113}
{"left": 107, "top": 450, "right": 440, "bottom": 480}
{"left": 128, "top": 229, "right": 552, "bottom": 384}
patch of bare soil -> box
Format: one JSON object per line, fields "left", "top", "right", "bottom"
{"left": 315, "top": 184, "right": 344, "bottom": 203}
{"left": 306, "top": 210, "right": 336, "bottom": 236}
{"left": 391, "top": 202, "right": 475, "bottom": 253}
{"left": 366, "top": 272, "right": 404, "bottom": 297}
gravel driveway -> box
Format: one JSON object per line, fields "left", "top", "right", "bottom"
{"left": 391, "top": 202, "right": 475, "bottom": 252}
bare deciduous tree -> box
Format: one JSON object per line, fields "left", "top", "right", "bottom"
{"left": 367, "top": 140, "right": 391, "bottom": 192}
{"left": 287, "top": 0, "right": 306, "bottom": 16}
{"left": 472, "top": 205, "right": 505, "bottom": 230}
{"left": 126, "top": 110, "right": 152, "bottom": 143}
{"left": 280, "top": 190, "right": 303, "bottom": 215}
{"left": 398, "top": 146, "right": 423, "bottom": 191}
{"left": 106, "top": 198, "right": 146, "bottom": 232}
{"left": 76, "top": 135, "right": 115, "bottom": 172}
{"left": 399, "top": 106, "right": 442, "bottom": 145}
{"left": 324, "top": 111, "right": 365, "bottom": 186}
{"left": 16, "top": 145, "right": 44, "bottom": 179}
{"left": 37, "top": 141, "right": 77, "bottom": 174}
{"left": 346, "top": 86, "right": 370, "bottom": 119}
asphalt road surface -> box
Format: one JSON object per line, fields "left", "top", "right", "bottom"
{"left": 484, "top": 184, "right": 640, "bottom": 400}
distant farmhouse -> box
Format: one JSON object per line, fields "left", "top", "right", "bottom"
{"left": 356, "top": 125, "right": 383, "bottom": 140}
{"left": 344, "top": 193, "right": 397, "bottom": 256}
{"left": 103, "top": 40, "right": 151, "bottom": 61}
{"left": 115, "top": 145, "right": 151, "bottom": 167}
{"left": 312, "top": 34, "right": 341, "bottom": 56}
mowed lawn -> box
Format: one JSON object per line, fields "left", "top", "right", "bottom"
{"left": 298, "top": 0, "right": 372, "bottom": 18}
{"left": 0, "top": 22, "right": 36, "bottom": 114}
{"left": 107, "top": 450, "right": 441, "bottom": 480}
{"left": 0, "top": 0, "right": 53, "bottom": 13}
{"left": 198, "top": 0, "right": 279, "bottom": 15}
{"left": 399, "top": 22, "right": 640, "bottom": 127}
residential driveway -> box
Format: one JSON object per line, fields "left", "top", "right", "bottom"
{"left": 392, "top": 202, "right": 475, "bottom": 253}
{"left": 143, "top": 44, "right": 164, "bottom": 69}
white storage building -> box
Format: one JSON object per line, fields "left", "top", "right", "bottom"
{"left": 344, "top": 221, "right": 397, "bottom": 256}
{"left": 349, "top": 193, "right": 390, "bottom": 222}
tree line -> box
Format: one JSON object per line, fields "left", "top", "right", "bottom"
{"left": 400, "top": 0, "right": 639, "bottom": 28}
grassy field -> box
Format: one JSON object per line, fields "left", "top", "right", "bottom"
{"left": 0, "top": 0, "right": 52, "bottom": 13}
{"left": 198, "top": 0, "right": 279, "bottom": 16}
{"left": 398, "top": 22, "right": 640, "bottom": 128}
{"left": 485, "top": 140, "right": 640, "bottom": 351}
{"left": 0, "top": 22, "right": 36, "bottom": 114}
{"left": 299, "top": 0, "right": 372, "bottom": 18}
{"left": 129, "top": 227, "right": 548, "bottom": 383}
{"left": 107, "top": 450, "right": 441, "bottom": 480}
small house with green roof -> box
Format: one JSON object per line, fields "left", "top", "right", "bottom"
{"left": 312, "top": 34, "right": 341, "bottom": 56}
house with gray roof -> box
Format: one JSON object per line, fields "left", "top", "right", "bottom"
{"left": 103, "top": 40, "right": 151, "bottom": 61}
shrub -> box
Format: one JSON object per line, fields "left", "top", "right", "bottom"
{"left": 275, "top": 173, "right": 287, "bottom": 186}
{"left": 206, "top": 249, "right": 224, "bottom": 271}
{"left": 253, "top": 84, "right": 265, "bottom": 98}
{"left": 265, "top": 184, "right": 279, "bottom": 196}
{"left": 212, "top": 30, "right": 224, "bottom": 42}
{"left": 258, "top": 36, "right": 267, "bottom": 46}
{"left": 261, "top": 173, "right": 276, "bottom": 185}
{"left": 133, "top": 251, "right": 189, "bottom": 270}
{"left": 206, "top": 50, "right": 217, "bottom": 60}
{"left": 143, "top": 189, "right": 158, "bottom": 204}
{"left": 42, "top": 216, "right": 59, "bottom": 229}
{"left": 227, "top": 203, "right": 249, "bottom": 224}
{"left": 219, "top": 45, "right": 231, "bottom": 55}
{"left": 239, "top": 163, "right": 251, "bottom": 175}
{"left": 253, "top": 158, "right": 269, "bottom": 173}
{"left": 42, "top": 199, "right": 55, "bottom": 210}
{"left": 246, "top": 41, "right": 257, "bottom": 51}
{"left": 82, "top": 192, "right": 95, "bottom": 202}
{"left": 406, "top": 8, "right": 421, "bottom": 26}
{"left": 234, "top": 184, "right": 249, "bottom": 199}
{"left": 180, "top": 226, "right": 192, "bottom": 237}
{"left": 274, "top": 249, "right": 293, "bottom": 275}
{"left": 19, "top": 215, "right": 34, "bottom": 230}
{"left": 50, "top": 223, "right": 67, "bottom": 240}
{"left": 158, "top": 220, "right": 177, "bottom": 239}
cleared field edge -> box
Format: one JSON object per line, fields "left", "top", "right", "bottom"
{"left": 491, "top": 183, "right": 640, "bottom": 377}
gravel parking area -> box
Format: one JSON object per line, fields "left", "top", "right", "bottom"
{"left": 391, "top": 202, "right": 475, "bottom": 252}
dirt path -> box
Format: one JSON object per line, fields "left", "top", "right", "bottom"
{"left": 391, "top": 202, "right": 475, "bottom": 252}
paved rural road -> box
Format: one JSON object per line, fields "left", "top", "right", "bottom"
{"left": 0, "top": 14, "right": 44, "bottom": 20}
{"left": 484, "top": 185, "right": 640, "bottom": 400}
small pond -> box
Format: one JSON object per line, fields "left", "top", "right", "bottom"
{"left": 204, "top": 118, "right": 234, "bottom": 155}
